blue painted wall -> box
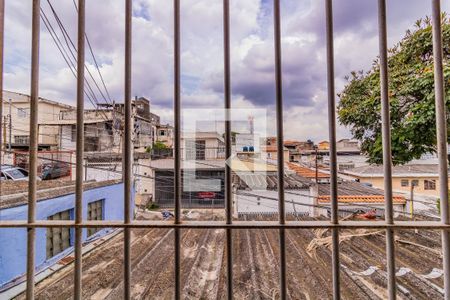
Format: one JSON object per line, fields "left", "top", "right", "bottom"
{"left": 0, "top": 182, "right": 134, "bottom": 286}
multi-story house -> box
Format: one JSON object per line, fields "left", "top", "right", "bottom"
{"left": 40, "top": 97, "right": 155, "bottom": 152}
{"left": 1, "top": 90, "right": 74, "bottom": 150}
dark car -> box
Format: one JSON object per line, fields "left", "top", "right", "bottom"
{"left": 41, "top": 162, "right": 71, "bottom": 180}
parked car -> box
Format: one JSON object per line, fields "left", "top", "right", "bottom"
{"left": 0, "top": 165, "right": 31, "bottom": 181}
{"left": 41, "top": 162, "right": 71, "bottom": 180}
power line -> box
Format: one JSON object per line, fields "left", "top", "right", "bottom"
{"left": 39, "top": 6, "right": 102, "bottom": 110}
{"left": 45, "top": 0, "right": 111, "bottom": 107}
{"left": 71, "top": 0, "right": 112, "bottom": 103}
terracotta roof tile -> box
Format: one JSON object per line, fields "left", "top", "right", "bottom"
{"left": 318, "top": 195, "right": 406, "bottom": 204}
{"left": 287, "top": 162, "right": 329, "bottom": 178}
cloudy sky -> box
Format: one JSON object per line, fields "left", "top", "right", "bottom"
{"left": 3, "top": 0, "right": 450, "bottom": 141}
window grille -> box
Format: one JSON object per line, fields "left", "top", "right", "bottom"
{"left": 0, "top": 1, "right": 448, "bottom": 300}
{"left": 425, "top": 179, "right": 437, "bottom": 191}
{"left": 14, "top": 135, "right": 30, "bottom": 145}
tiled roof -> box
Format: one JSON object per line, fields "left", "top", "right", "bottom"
{"left": 317, "top": 181, "right": 383, "bottom": 196}
{"left": 261, "top": 145, "right": 288, "bottom": 152}
{"left": 317, "top": 181, "right": 406, "bottom": 204}
{"left": 318, "top": 195, "right": 406, "bottom": 204}
{"left": 287, "top": 162, "right": 329, "bottom": 178}
{"left": 284, "top": 140, "right": 301, "bottom": 146}
{"left": 345, "top": 164, "right": 442, "bottom": 177}
{"left": 233, "top": 173, "right": 310, "bottom": 190}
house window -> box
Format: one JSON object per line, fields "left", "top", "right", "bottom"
{"left": 411, "top": 179, "right": 419, "bottom": 187}
{"left": 160, "top": 130, "right": 166, "bottom": 136}
{"left": 17, "top": 107, "right": 29, "bottom": 118}
{"left": 46, "top": 209, "right": 72, "bottom": 259}
{"left": 424, "top": 179, "right": 436, "bottom": 190}
{"left": 401, "top": 179, "right": 409, "bottom": 187}
{"left": 87, "top": 200, "right": 104, "bottom": 236}
{"left": 14, "top": 135, "right": 29, "bottom": 145}
{"left": 71, "top": 125, "right": 76, "bottom": 142}
{"left": 186, "top": 139, "right": 206, "bottom": 160}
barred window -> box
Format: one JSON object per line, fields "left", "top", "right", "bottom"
{"left": 14, "top": 135, "right": 29, "bottom": 145}
{"left": 424, "top": 179, "right": 436, "bottom": 190}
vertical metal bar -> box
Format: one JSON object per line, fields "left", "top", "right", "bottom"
{"left": 273, "top": 1, "right": 286, "bottom": 299}
{"left": 431, "top": 0, "right": 450, "bottom": 298}
{"left": 325, "top": 0, "right": 340, "bottom": 299}
{"left": 0, "top": 0, "right": 4, "bottom": 177}
{"left": 123, "top": 0, "right": 132, "bottom": 299}
{"left": 173, "top": 0, "right": 181, "bottom": 299}
{"left": 74, "top": 0, "right": 85, "bottom": 299}
{"left": 8, "top": 98, "right": 11, "bottom": 151}
{"left": 223, "top": 0, "right": 233, "bottom": 299}
{"left": 377, "top": 0, "right": 396, "bottom": 298}
{"left": 27, "top": 1, "right": 40, "bottom": 298}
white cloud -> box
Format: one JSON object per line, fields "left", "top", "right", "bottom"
{"left": 3, "top": 0, "right": 449, "bottom": 142}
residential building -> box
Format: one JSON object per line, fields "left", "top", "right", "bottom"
{"left": 261, "top": 145, "right": 290, "bottom": 161}
{"left": 336, "top": 138, "right": 360, "bottom": 154}
{"left": 1, "top": 90, "right": 74, "bottom": 150}
{"left": 40, "top": 109, "right": 120, "bottom": 152}
{"left": 40, "top": 97, "right": 156, "bottom": 152}
{"left": 284, "top": 140, "right": 314, "bottom": 152}
{"left": 313, "top": 181, "right": 406, "bottom": 217}
{"left": 317, "top": 140, "right": 329, "bottom": 151}
{"left": 283, "top": 140, "right": 302, "bottom": 162}
{"left": 0, "top": 179, "right": 133, "bottom": 287}
{"left": 264, "top": 137, "right": 277, "bottom": 146}
{"left": 182, "top": 131, "right": 225, "bottom": 160}
{"left": 146, "top": 157, "right": 279, "bottom": 209}
{"left": 261, "top": 145, "right": 289, "bottom": 162}
{"left": 146, "top": 158, "right": 225, "bottom": 208}
{"left": 233, "top": 170, "right": 406, "bottom": 217}
{"left": 156, "top": 124, "right": 174, "bottom": 148}
{"left": 344, "top": 164, "right": 446, "bottom": 197}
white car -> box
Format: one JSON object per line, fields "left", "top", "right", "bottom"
{"left": 0, "top": 165, "right": 32, "bottom": 181}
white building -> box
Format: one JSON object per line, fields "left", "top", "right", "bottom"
{"left": 182, "top": 132, "right": 225, "bottom": 160}
{"left": 2, "top": 90, "right": 74, "bottom": 150}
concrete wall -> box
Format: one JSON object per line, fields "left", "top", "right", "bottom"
{"left": 60, "top": 125, "right": 75, "bottom": 150}
{"left": 135, "top": 158, "right": 153, "bottom": 195}
{"left": 262, "top": 150, "right": 289, "bottom": 162}
{"left": 0, "top": 182, "right": 133, "bottom": 286}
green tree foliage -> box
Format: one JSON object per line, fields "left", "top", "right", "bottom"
{"left": 338, "top": 15, "right": 450, "bottom": 165}
{"left": 146, "top": 141, "right": 168, "bottom": 153}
